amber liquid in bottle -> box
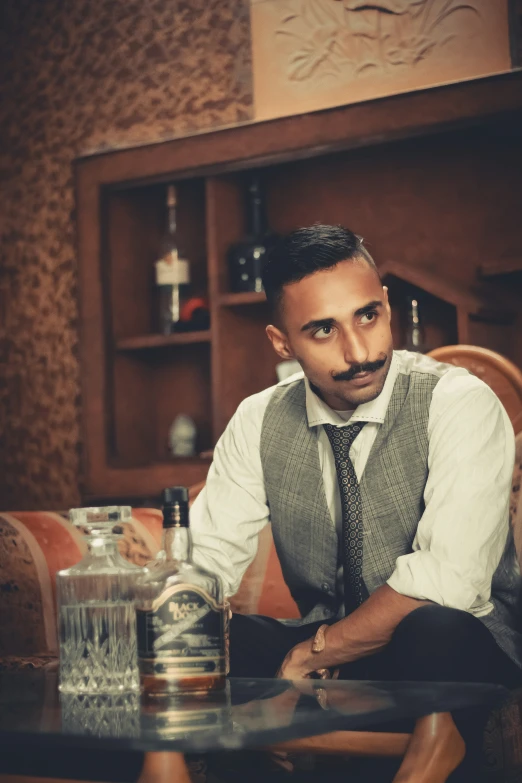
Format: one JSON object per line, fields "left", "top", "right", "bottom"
{"left": 136, "top": 487, "right": 227, "bottom": 696}
{"left": 139, "top": 671, "right": 225, "bottom": 697}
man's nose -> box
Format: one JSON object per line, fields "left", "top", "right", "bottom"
{"left": 342, "top": 330, "right": 369, "bottom": 367}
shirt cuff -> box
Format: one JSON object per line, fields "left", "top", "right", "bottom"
{"left": 386, "top": 550, "right": 493, "bottom": 614}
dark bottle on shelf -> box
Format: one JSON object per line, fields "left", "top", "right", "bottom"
{"left": 228, "top": 175, "right": 274, "bottom": 293}
{"left": 404, "top": 296, "right": 426, "bottom": 353}
{"left": 154, "top": 185, "right": 191, "bottom": 334}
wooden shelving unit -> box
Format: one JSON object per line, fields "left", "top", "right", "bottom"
{"left": 75, "top": 70, "right": 522, "bottom": 501}
{"left": 116, "top": 331, "right": 211, "bottom": 351}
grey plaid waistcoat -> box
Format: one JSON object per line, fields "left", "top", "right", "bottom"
{"left": 260, "top": 366, "right": 522, "bottom": 667}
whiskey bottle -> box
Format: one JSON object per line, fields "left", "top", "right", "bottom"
{"left": 154, "top": 185, "right": 191, "bottom": 334}
{"left": 136, "top": 487, "right": 227, "bottom": 696}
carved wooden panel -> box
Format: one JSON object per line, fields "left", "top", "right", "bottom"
{"left": 252, "top": 0, "right": 512, "bottom": 120}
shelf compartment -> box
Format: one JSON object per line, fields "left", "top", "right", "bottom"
{"left": 379, "top": 259, "right": 515, "bottom": 324}
{"left": 116, "top": 331, "right": 211, "bottom": 351}
{"left": 109, "top": 344, "right": 212, "bottom": 469}
{"left": 105, "top": 177, "right": 207, "bottom": 343}
{"left": 212, "top": 304, "right": 279, "bottom": 440}
{"left": 383, "top": 275, "right": 459, "bottom": 353}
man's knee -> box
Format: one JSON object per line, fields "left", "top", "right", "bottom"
{"left": 387, "top": 604, "right": 497, "bottom": 681}
{"left": 392, "top": 604, "right": 484, "bottom": 647}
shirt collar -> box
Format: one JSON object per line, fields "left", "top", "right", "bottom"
{"left": 305, "top": 351, "right": 400, "bottom": 428}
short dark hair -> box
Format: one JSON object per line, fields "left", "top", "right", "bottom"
{"left": 262, "top": 224, "right": 379, "bottom": 317}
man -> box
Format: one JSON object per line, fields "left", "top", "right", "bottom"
{"left": 190, "top": 225, "right": 521, "bottom": 781}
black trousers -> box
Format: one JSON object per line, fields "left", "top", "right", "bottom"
{"left": 229, "top": 605, "right": 522, "bottom": 782}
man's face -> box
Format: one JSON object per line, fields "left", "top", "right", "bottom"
{"left": 266, "top": 258, "right": 393, "bottom": 410}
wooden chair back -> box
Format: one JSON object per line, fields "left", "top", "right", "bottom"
{"left": 427, "top": 345, "right": 522, "bottom": 435}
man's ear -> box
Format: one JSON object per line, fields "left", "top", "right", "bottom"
{"left": 266, "top": 324, "right": 295, "bottom": 360}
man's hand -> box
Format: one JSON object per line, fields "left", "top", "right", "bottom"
{"left": 277, "top": 639, "right": 315, "bottom": 679}
{"left": 278, "top": 585, "right": 429, "bottom": 678}
{"left": 276, "top": 640, "right": 338, "bottom": 680}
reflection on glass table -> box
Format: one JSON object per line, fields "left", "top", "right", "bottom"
{"left": 0, "top": 671, "right": 508, "bottom": 783}
{"left": 60, "top": 691, "right": 141, "bottom": 739}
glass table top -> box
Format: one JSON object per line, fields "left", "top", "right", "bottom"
{"left": 0, "top": 671, "right": 507, "bottom": 754}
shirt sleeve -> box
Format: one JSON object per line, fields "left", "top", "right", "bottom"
{"left": 189, "top": 392, "right": 271, "bottom": 597}
{"left": 387, "top": 371, "right": 515, "bottom": 615}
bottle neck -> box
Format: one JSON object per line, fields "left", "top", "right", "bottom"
{"left": 163, "top": 525, "right": 191, "bottom": 562}
{"left": 247, "top": 177, "right": 267, "bottom": 239}
{"left": 166, "top": 204, "right": 177, "bottom": 238}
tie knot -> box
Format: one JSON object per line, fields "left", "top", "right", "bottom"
{"left": 324, "top": 421, "right": 367, "bottom": 452}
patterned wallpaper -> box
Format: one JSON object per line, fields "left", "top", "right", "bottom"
{"left": 0, "top": 0, "right": 252, "bottom": 510}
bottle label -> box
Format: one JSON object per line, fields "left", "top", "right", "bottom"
{"left": 155, "top": 253, "right": 190, "bottom": 286}
{"left": 137, "top": 585, "right": 225, "bottom": 679}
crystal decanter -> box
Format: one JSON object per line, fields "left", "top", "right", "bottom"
{"left": 56, "top": 506, "right": 144, "bottom": 694}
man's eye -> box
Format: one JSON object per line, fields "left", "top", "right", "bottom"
{"left": 361, "top": 311, "right": 377, "bottom": 324}
{"left": 313, "top": 326, "right": 333, "bottom": 339}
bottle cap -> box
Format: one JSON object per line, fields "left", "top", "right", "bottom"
{"left": 162, "top": 486, "right": 189, "bottom": 505}
{"left": 68, "top": 506, "right": 131, "bottom": 537}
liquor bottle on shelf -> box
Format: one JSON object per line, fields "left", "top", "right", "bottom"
{"left": 404, "top": 296, "right": 426, "bottom": 353}
{"left": 136, "top": 487, "right": 228, "bottom": 696}
{"left": 56, "top": 506, "right": 144, "bottom": 694}
{"left": 228, "top": 174, "right": 275, "bottom": 293}
{"left": 154, "top": 184, "right": 192, "bottom": 334}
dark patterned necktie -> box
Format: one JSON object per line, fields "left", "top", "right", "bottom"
{"left": 323, "top": 421, "right": 367, "bottom": 615}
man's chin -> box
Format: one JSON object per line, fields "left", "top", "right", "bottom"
{"left": 338, "top": 373, "right": 387, "bottom": 407}
{"left": 343, "top": 387, "right": 381, "bottom": 406}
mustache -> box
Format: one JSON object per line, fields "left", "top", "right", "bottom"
{"left": 333, "top": 356, "right": 387, "bottom": 382}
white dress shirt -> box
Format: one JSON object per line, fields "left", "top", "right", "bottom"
{"left": 190, "top": 351, "right": 515, "bottom": 618}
